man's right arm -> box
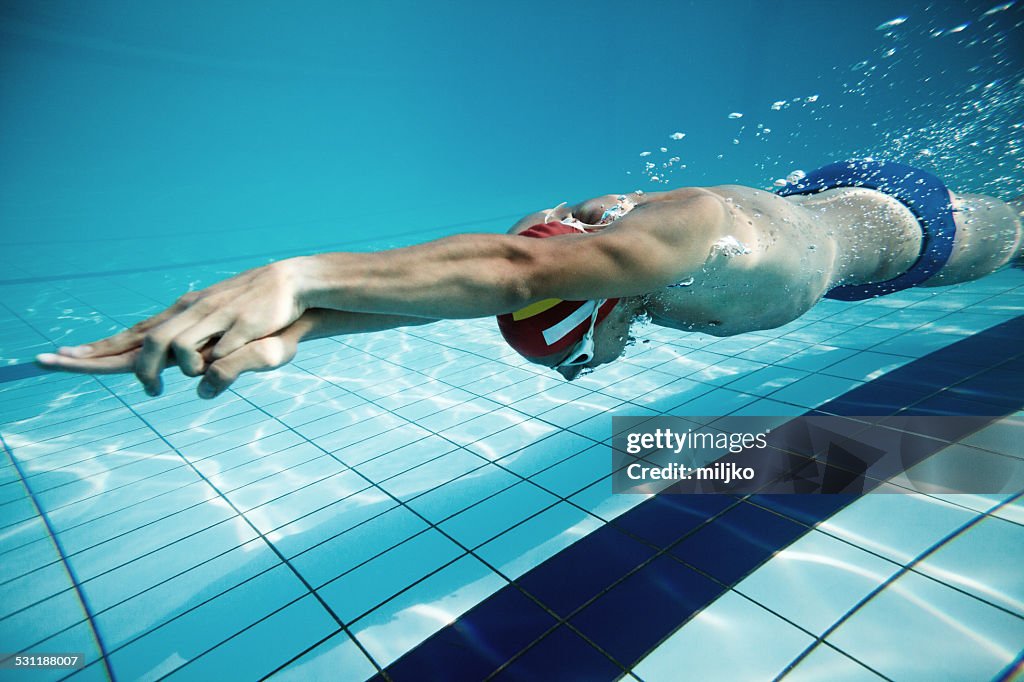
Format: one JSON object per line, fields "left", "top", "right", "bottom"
{"left": 298, "top": 190, "right": 728, "bottom": 320}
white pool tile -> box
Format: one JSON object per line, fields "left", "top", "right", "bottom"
{"left": 267, "top": 629, "right": 377, "bottom": 682}
{"left": 317, "top": 528, "right": 463, "bottom": 623}
{"left": 770, "top": 374, "right": 864, "bottom": 409}
{"left": 290, "top": 505, "right": 427, "bottom": 588}
{"left": 94, "top": 538, "right": 278, "bottom": 649}
{"left": 569, "top": 475, "right": 648, "bottom": 521}
{"left": 377, "top": 448, "right": 487, "bottom": 502}
{"left": 164, "top": 595, "right": 337, "bottom": 682}
{"left": 476, "top": 501, "right": 602, "bottom": 578}
{"left": 106, "top": 564, "right": 308, "bottom": 681}
{"left": 0, "top": 589, "right": 87, "bottom": 657}
{"left": 440, "top": 480, "right": 559, "bottom": 549}
{"left": 633, "top": 590, "right": 815, "bottom": 682}
{"left": 465, "top": 418, "right": 561, "bottom": 462}
{"left": 819, "top": 351, "right": 910, "bottom": 381}
{"left": 495, "top": 430, "right": 596, "bottom": 478}
{"left": 828, "top": 570, "right": 1024, "bottom": 681}
{"left": 817, "top": 494, "right": 976, "bottom": 566}
{"left": 627, "top": 377, "right": 715, "bottom": 413}
{"left": 734, "top": 529, "right": 899, "bottom": 635}
{"left": 781, "top": 643, "right": 887, "bottom": 681}
{"left": 913, "top": 515, "right": 1024, "bottom": 616}
{"left": 68, "top": 500, "right": 240, "bottom": 582}
{"left": 352, "top": 554, "right": 505, "bottom": 668}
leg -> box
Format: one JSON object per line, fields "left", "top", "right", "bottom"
{"left": 918, "top": 192, "right": 1023, "bottom": 287}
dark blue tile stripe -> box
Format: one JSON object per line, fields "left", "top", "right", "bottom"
{"left": 379, "top": 314, "right": 1024, "bottom": 681}
{"left": 0, "top": 362, "right": 48, "bottom": 385}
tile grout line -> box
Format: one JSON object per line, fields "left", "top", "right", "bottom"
{"left": 0, "top": 297, "right": 391, "bottom": 680}
{"left": 1, "top": 266, "right": 1020, "bottom": 677}
{"left": 0, "top": 211, "right": 527, "bottom": 287}
{"left": 772, "top": 489, "right": 1024, "bottom": 681}
{"left": 381, "top": 314, "right": 1024, "bottom": 679}
{"left": 91, "top": 383, "right": 392, "bottom": 681}
{"left": 0, "top": 432, "right": 117, "bottom": 681}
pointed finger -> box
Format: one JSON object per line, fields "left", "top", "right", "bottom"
{"left": 58, "top": 296, "right": 197, "bottom": 359}
{"left": 37, "top": 349, "right": 140, "bottom": 375}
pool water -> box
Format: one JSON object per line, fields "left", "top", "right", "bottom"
{"left": 1, "top": 1, "right": 1022, "bottom": 680}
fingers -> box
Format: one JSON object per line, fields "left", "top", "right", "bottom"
{"left": 210, "top": 314, "right": 260, "bottom": 360}
{"left": 168, "top": 315, "right": 231, "bottom": 378}
{"left": 134, "top": 301, "right": 224, "bottom": 395}
{"left": 58, "top": 293, "right": 198, "bottom": 360}
{"left": 36, "top": 349, "right": 140, "bottom": 375}
{"left": 197, "top": 338, "right": 289, "bottom": 399}
{"left": 60, "top": 326, "right": 143, "bottom": 359}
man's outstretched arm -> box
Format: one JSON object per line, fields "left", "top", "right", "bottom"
{"left": 38, "top": 308, "right": 437, "bottom": 398}
{"left": 42, "top": 191, "right": 726, "bottom": 396}
{"left": 297, "top": 191, "right": 726, "bottom": 316}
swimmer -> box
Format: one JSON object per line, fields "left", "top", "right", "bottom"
{"left": 37, "top": 160, "right": 1024, "bottom": 397}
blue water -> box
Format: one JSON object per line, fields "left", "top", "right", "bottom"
{"left": 1, "top": 1, "right": 1022, "bottom": 680}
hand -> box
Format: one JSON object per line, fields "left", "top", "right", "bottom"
{"left": 54, "top": 260, "right": 308, "bottom": 396}
{"left": 36, "top": 325, "right": 302, "bottom": 399}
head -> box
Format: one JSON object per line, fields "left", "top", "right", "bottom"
{"left": 551, "top": 297, "right": 641, "bottom": 380}
{"left": 495, "top": 220, "right": 645, "bottom": 378}
{"left": 498, "top": 293, "right": 642, "bottom": 380}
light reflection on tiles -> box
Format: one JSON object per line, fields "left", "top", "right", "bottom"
{"left": 0, "top": 263, "right": 1020, "bottom": 679}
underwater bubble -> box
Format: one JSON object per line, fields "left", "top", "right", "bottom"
{"left": 771, "top": 100, "right": 787, "bottom": 110}
{"left": 711, "top": 236, "right": 752, "bottom": 257}
{"left": 659, "top": 147, "right": 668, "bottom": 152}
{"left": 883, "top": 48, "right": 897, "bottom": 58}
{"left": 876, "top": 16, "right": 908, "bottom": 30}
{"left": 733, "top": 138, "right": 740, "bottom": 144}
{"left": 640, "top": 151, "right": 652, "bottom": 157}
{"left": 982, "top": 1, "right": 1015, "bottom": 17}
{"left": 650, "top": 176, "right": 660, "bottom": 182}
{"left": 948, "top": 23, "right": 970, "bottom": 33}
{"left": 787, "top": 169, "right": 807, "bottom": 183}
{"left": 669, "top": 132, "right": 686, "bottom": 140}
{"left": 773, "top": 178, "right": 788, "bottom": 187}
{"left": 728, "top": 112, "right": 744, "bottom": 119}
{"left": 763, "top": 127, "right": 771, "bottom": 133}
{"left": 806, "top": 94, "right": 820, "bottom": 103}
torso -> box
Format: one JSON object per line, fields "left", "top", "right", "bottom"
{"left": 528, "top": 182, "right": 1021, "bottom": 336}
{"left": 637, "top": 185, "right": 922, "bottom": 336}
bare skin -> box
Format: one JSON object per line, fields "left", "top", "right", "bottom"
{"left": 37, "top": 182, "right": 1024, "bottom": 394}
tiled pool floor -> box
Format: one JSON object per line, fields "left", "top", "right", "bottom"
{"left": 1, "top": 253, "right": 1022, "bottom": 680}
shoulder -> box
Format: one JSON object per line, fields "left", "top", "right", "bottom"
{"left": 606, "top": 188, "right": 728, "bottom": 246}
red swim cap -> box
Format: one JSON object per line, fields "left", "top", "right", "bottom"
{"left": 496, "top": 222, "right": 619, "bottom": 360}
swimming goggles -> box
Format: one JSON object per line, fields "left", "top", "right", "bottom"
{"left": 554, "top": 299, "right": 606, "bottom": 369}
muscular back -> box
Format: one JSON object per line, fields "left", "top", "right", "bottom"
{"left": 506, "top": 183, "right": 1021, "bottom": 338}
